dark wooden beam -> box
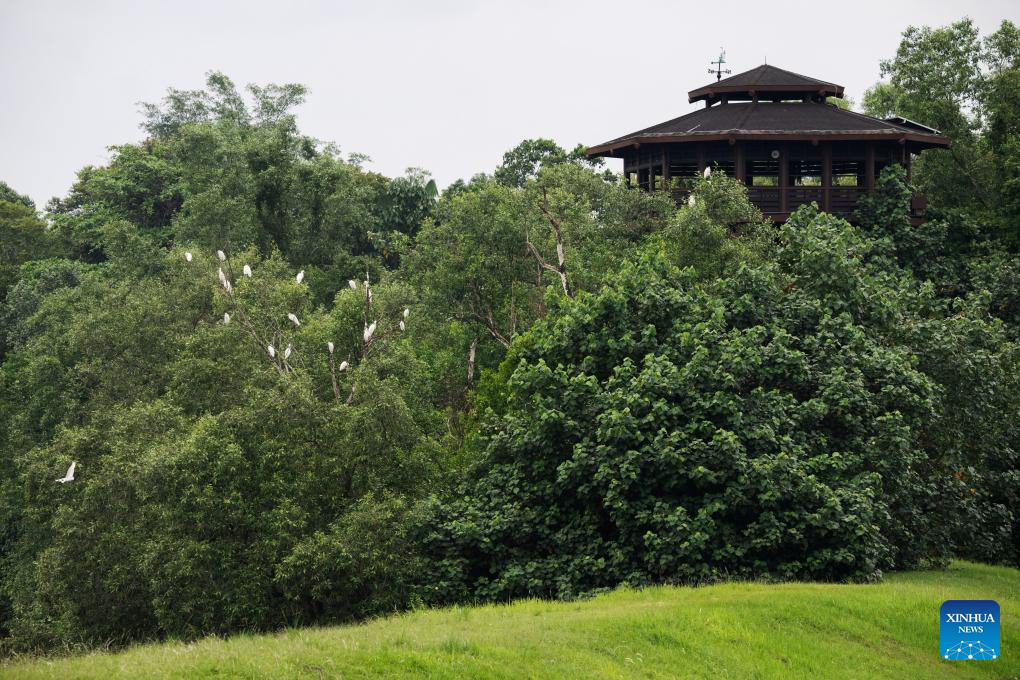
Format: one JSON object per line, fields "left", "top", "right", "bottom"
{"left": 822, "top": 144, "right": 832, "bottom": 212}
{"left": 662, "top": 148, "right": 669, "bottom": 191}
{"left": 735, "top": 142, "right": 745, "bottom": 183}
{"left": 779, "top": 144, "right": 788, "bottom": 213}
{"left": 865, "top": 143, "right": 875, "bottom": 191}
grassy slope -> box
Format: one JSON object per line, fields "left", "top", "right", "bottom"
{"left": 2, "top": 561, "right": 1017, "bottom": 679}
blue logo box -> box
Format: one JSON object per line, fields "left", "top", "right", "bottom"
{"left": 941, "top": 600, "right": 1000, "bottom": 660}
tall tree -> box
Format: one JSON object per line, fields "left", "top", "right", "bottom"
{"left": 862, "top": 19, "right": 1020, "bottom": 237}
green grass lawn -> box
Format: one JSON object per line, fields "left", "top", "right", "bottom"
{"left": 2, "top": 560, "right": 1017, "bottom": 679}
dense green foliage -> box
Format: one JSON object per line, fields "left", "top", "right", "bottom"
{"left": 1, "top": 18, "right": 1018, "bottom": 656}
{"left": 0, "top": 241, "right": 453, "bottom": 648}
{"left": 0, "top": 183, "right": 35, "bottom": 211}
{"left": 862, "top": 19, "right": 1020, "bottom": 243}
{"left": 0, "top": 74, "right": 459, "bottom": 651}
{"left": 421, "top": 198, "right": 1017, "bottom": 601}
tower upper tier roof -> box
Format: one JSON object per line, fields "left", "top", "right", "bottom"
{"left": 688, "top": 64, "right": 844, "bottom": 103}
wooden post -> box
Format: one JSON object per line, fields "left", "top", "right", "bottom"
{"left": 865, "top": 144, "right": 875, "bottom": 191}
{"left": 734, "top": 142, "right": 745, "bottom": 184}
{"left": 697, "top": 146, "right": 705, "bottom": 175}
{"left": 822, "top": 144, "right": 832, "bottom": 212}
{"left": 779, "top": 145, "right": 788, "bottom": 214}
{"left": 662, "top": 149, "right": 669, "bottom": 192}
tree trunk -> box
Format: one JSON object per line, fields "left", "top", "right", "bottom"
{"left": 467, "top": 337, "right": 478, "bottom": 389}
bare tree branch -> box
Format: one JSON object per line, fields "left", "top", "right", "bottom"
{"left": 328, "top": 351, "right": 342, "bottom": 400}
{"left": 467, "top": 282, "right": 512, "bottom": 348}
{"left": 467, "top": 336, "right": 478, "bottom": 388}
{"left": 484, "top": 305, "right": 511, "bottom": 347}
{"left": 526, "top": 187, "right": 573, "bottom": 298}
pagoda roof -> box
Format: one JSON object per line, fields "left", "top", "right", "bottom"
{"left": 688, "top": 64, "right": 843, "bottom": 103}
{"left": 586, "top": 101, "right": 949, "bottom": 156}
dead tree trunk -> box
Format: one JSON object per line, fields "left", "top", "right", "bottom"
{"left": 526, "top": 187, "right": 573, "bottom": 298}
{"left": 467, "top": 337, "right": 478, "bottom": 389}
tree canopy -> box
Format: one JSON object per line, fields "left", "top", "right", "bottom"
{"left": 1, "top": 17, "right": 1018, "bottom": 655}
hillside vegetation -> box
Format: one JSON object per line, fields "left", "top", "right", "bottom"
{"left": 1, "top": 561, "right": 1017, "bottom": 679}
{"left": 1, "top": 17, "right": 1019, "bottom": 657}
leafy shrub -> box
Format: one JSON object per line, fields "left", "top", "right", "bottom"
{"left": 275, "top": 493, "right": 425, "bottom": 624}
{"left": 421, "top": 211, "right": 948, "bottom": 604}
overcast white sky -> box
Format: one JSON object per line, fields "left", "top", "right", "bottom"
{"left": 2, "top": 0, "right": 1018, "bottom": 208}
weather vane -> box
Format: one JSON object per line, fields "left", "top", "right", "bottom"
{"left": 709, "top": 49, "right": 732, "bottom": 82}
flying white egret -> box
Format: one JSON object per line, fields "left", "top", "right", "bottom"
{"left": 56, "top": 461, "right": 76, "bottom": 483}
{"left": 327, "top": 341, "right": 335, "bottom": 353}
{"left": 224, "top": 312, "right": 231, "bottom": 324}
{"left": 287, "top": 313, "right": 301, "bottom": 326}
{"left": 403, "top": 308, "right": 410, "bottom": 318}
{"left": 268, "top": 344, "right": 276, "bottom": 358}
{"left": 184, "top": 252, "right": 193, "bottom": 262}
{"left": 338, "top": 360, "right": 348, "bottom": 371}
{"left": 296, "top": 270, "right": 305, "bottom": 284}
{"left": 363, "top": 321, "right": 377, "bottom": 342}
{"left": 284, "top": 344, "right": 292, "bottom": 359}
{"left": 703, "top": 166, "right": 711, "bottom": 178}
{"left": 217, "top": 250, "right": 226, "bottom": 261}
{"left": 243, "top": 264, "right": 253, "bottom": 278}
{"left": 399, "top": 320, "right": 405, "bottom": 331}
{"left": 348, "top": 280, "right": 357, "bottom": 290}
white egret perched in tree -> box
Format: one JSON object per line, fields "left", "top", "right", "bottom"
{"left": 287, "top": 313, "right": 301, "bottom": 326}
{"left": 339, "top": 360, "right": 348, "bottom": 371}
{"left": 399, "top": 320, "right": 405, "bottom": 331}
{"left": 687, "top": 194, "right": 696, "bottom": 207}
{"left": 243, "top": 264, "right": 253, "bottom": 278}
{"left": 267, "top": 344, "right": 276, "bottom": 358}
{"left": 223, "top": 280, "right": 232, "bottom": 293}
{"left": 184, "top": 252, "right": 193, "bottom": 262}
{"left": 56, "top": 461, "right": 76, "bottom": 483}
{"left": 217, "top": 250, "right": 226, "bottom": 261}
{"left": 363, "top": 321, "right": 377, "bottom": 342}
{"left": 284, "top": 344, "right": 292, "bottom": 359}
{"left": 403, "top": 308, "right": 410, "bottom": 318}
{"left": 218, "top": 268, "right": 227, "bottom": 286}
{"left": 327, "top": 341, "right": 335, "bottom": 354}
{"left": 296, "top": 270, "right": 305, "bottom": 284}
{"left": 703, "top": 166, "right": 711, "bottom": 178}
{"left": 348, "top": 280, "right": 357, "bottom": 290}
{"left": 223, "top": 312, "right": 230, "bottom": 324}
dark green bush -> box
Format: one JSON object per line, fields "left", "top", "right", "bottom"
{"left": 275, "top": 493, "right": 425, "bottom": 624}
{"left": 421, "top": 211, "right": 952, "bottom": 603}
